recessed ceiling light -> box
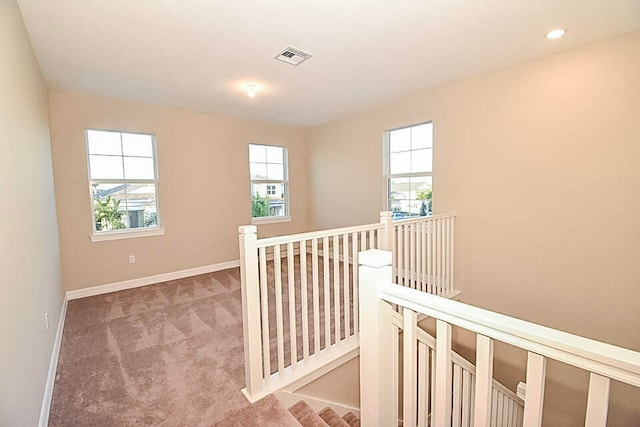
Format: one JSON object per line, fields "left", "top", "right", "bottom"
{"left": 544, "top": 28, "right": 566, "bottom": 40}
{"left": 244, "top": 84, "right": 257, "bottom": 98}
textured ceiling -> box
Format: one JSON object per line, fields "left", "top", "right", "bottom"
{"left": 16, "top": 0, "right": 640, "bottom": 126}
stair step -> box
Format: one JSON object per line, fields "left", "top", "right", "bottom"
{"left": 288, "top": 400, "right": 328, "bottom": 427}
{"left": 341, "top": 411, "right": 360, "bottom": 427}
{"left": 214, "top": 394, "right": 300, "bottom": 426}
{"left": 318, "top": 407, "right": 351, "bottom": 427}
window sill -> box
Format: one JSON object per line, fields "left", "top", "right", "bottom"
{"left": 90, "top": 227, "right": 165, "bottom": 242}
{"left": 251, "top": 216, "right": 292, "bottom": 225}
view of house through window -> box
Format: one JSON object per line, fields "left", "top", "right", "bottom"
{"left": 86, "top": 129, "right": 160, "bottom": 233}
{"left": 249, "top": 144, "right": 288, "bottom": 219}
{"left": 386, "top": 122, "right": 433, "bottom": 219}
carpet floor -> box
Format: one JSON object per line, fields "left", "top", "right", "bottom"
{"left": 49, "top": 268, "right": 271, "bottom": 426}
{"left": 49, "top": 254, "right": 355, "bottom": 425}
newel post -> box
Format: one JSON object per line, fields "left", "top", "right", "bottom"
{"left": 359, "top": 249, "right": 396, "bottom": 426}
{"left": 238, "top": 225, "right": 263, "bottom": 399}
{"left": 379, "top": 211, "right": 394, "bottom": 251}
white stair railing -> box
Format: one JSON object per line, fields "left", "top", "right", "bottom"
{"left": 239, "top": 212, "right": 457, "bottom": 402}
{"left": 392, "top": 213, "right": 457, "bottom": 297}
{"left": 389, "top": 310, "right": 524, "bottom": 427}
{"left": 239, "top": 220, "right": 386, "bottom": 401}
{"left": 359, "top": 249, "right": 640, "bottom": 427}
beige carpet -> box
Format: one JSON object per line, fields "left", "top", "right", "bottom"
{"left": 48, "top": 268, "right": 282, "bottom": 425}
{"left": 49, "top": 254, "right": 355, "bottom": 425}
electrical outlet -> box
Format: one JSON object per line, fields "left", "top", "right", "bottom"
{"left": 129, "top": 255, "right": 136, "bottom": 264}
{"left": 45, "top": 312, "right": 49, "bottom": 330}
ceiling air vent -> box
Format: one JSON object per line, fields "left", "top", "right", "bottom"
{"left": 274, "top": 47, "right": 313, "bottom": 66}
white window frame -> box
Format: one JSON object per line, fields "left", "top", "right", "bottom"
{"left": 383, "top": 121, "right": 433, "bottom": 218}
{"left": 249, "top": 143, "right": 291, "bottom": 225}
{"left": 86, "top": 129, "right": 164, "bottom": 242}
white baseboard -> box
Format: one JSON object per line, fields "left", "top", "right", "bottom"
{"left": 39, "top": 293, "right": 69, "bottom": 427}
{"left": 38, "top": 260, "right": 240, "bottom": 423}
{"left": 66, "top": 260, "right": 240, "bottom": 300}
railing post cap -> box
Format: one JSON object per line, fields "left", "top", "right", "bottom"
{"left": 359, "top": 249, "right": 392, "bottom": 268}
{"left": 239, "top": 225, "right": 257, "bottom": 234}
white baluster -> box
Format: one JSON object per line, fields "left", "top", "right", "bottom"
{"left": 418, "top": 342, "right": 429, "bottom": 427}
{"left": 287, "top": 242, "right": 297, "bottom": 368}
{"left": 312, "top": 238, "right": 320, "bottom": 354}
{"left": 351, "top": 232, "right": 359, "bottom": 334}
{"left": 403, "top": 308, "right": 418, "bottom": 427}
{"left": 258, "top": 247, "right": 270, "bottom": 384}
{"left": 453, "top": 364, "right": 463, "bottom": 427}
{"left": 474, "top": 334, "right": 494, "bottom": 427}
{"left": 323, "top": 237, "right": 331, "bottom": 348}
{"left": 434, "top": 319, "right": 452, "bottom": 426}
{"left": 462, "top": 369, "right": 472, "bottom": 427}
{"left": 585, "top": 373, "right": 610, "bottom": 427}
{"left": 274, "top": 245, "right": 285, "bottom": 375}
{"left": 300, "top": 241, "right": 309, "bottom": 361}
{"left": 523, "top": 352, "right": 546, "bottom": 427}
{"left": 333, "top": 234, "right": 341, "bottom": 342}
{"left": 342, "top": 233, "right": 350, "bottom": 338}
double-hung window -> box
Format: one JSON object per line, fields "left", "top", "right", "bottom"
{"left": 385, "top": 122, "right": 433, "bottom": 219}
{"left": 249, "top": 144, "right": 289, "bottom": 222}
{"left": 86, "top": 129, "right": 162, "bottom": 241}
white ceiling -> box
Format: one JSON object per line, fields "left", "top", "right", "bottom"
{"left": 16, "top": 0, "right": 640, "bottom": 127}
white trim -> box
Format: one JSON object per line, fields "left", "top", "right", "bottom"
{"left": 90, "top": 227, "right": 165, "bottom": 242}
{"left": 251, "top": 216, "right": 292, "bottom": 225}
{"left": 66, "top": 260, "right": 240, "bottom": 300}
{"left": 39, "top": 294, "right": 69, "bottom": 427}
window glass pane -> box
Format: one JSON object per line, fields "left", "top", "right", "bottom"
{"left": 251, "top": 182, "right": 286, "bottom": 217}
{"left": 249, "top": 144, "right": 266, "bottom": 163}
{"left": 124, "top": 157, "right": 155, "bottom": 179}
{"left": 389, "top": 128, "right": 411, "bottom": 152}
{"left": 87, "top": 130, "right": 122, "bottom": 155}
{"left": 390, "top": 151, "right": 410, "bottom": 174}
{"left": 411, "top": 148, "right": 432, "bottom": 173}
{"left": 123, "top": 183, "right": 157, "bottom": 228}
{"left": 89, "top": 129, "right": 160, "bottom": 233}
{"left": 267, "top": 163, "right": 284, "bottom": 180}
{"left": 92, "top": 183, "right": 127, "bottom": 231}
{"left": 122, "top": 133, "right": 154, "bottom": 157}
{"left": 266, "top": 146, "right": 283, "bottom": 164}
{"left": 389, "top": 176, "right": 432, "bottom": 218}
{"left": 250, "top": 162, "right": 267, "bottom": 180}
{"left": 252, "top": 183, "right": 268, "bottom": 199}
{"left": 249, "top": 144, "right": 288, "bottom": 218}
{"left": 411, "top": 123, "right": 433, "bottom": 149}
{"left": 89, "top": 154, "right": 124, "bottom": 179}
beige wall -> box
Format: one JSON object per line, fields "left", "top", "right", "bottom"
{"left": 49, "top": 90, "right": 310, "bottom": 291}
{"left": 0, "top": 1, "right": 63, "bottom": 425}
{"left": 307, "top": 31, "right": 640, "bottom": 424}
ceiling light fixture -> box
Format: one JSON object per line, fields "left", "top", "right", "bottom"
{"left": 245, "top": 84, "right": 257, "bottom": 98}
{"left": 544, "top": 28, "right": 566, "bottom": 40}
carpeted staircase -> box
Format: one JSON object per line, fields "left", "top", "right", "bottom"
{"left": 212, "top": 394, "right": 360, "bottom": 426}
{"left": 288, "top": 400, "right": 360, "bottom": 427}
